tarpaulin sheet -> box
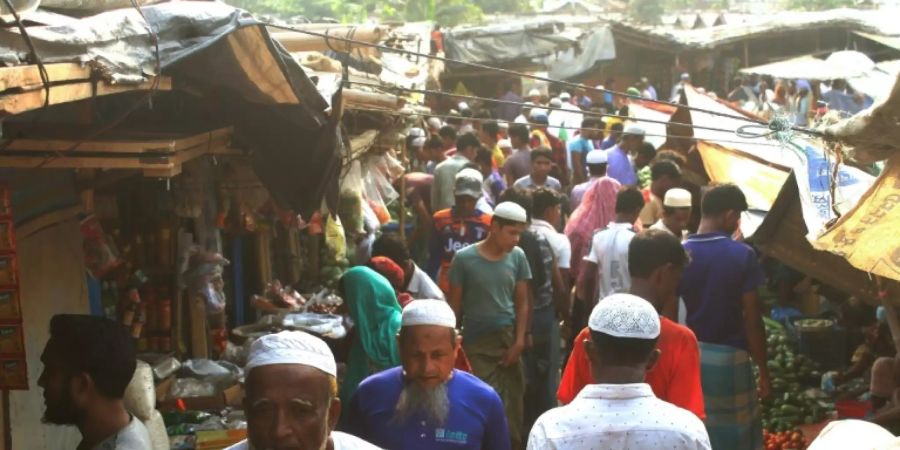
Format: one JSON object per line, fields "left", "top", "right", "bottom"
{"left": 0, "top": 2, "right": 339, "bottom": 218}
{"left": 682, "top": 86, "right": 875, "bottom": 239}
{"left": 547, "top": 27, "right": 616, "bottom": 80}
{"left": 815, "top": 153, "right": 900, "bottom": 281}
{"left": 444, "top": 21, "right": 575, "bottom": 64}
{"left": 820, "top": 73, "right": 900, "bottom": 164}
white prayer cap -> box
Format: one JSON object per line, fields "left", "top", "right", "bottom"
{"left": 498, "top": 138, "right": 513, "bottom": 149}
{"left": 528, "top": 88, "right": 541, "bottom": 97}
{"left": 623, "top": 124, "right": 646, "bottom": 137}
{"left": 402, "top": 300, "right": 457, "bottom": 328}
{"left": 680, "top": 72, "right": 691, "bottom": 81}
{"left": 808, "top": 420, "right": 895, "bottom": 450}
{"left": 549, "top": 98, "right": 563, "bottom": 108}
{"left": 427, "top": 117, "right": 443, "bottom": 129}
{"left": 588, "top": 294, "right": 660, "bottom": 339}
{"left": 493, "top": 202, "right": 528, "bottom": 223}
{"left": 408, "top": 127, "right": 426, "bottom": 138}
{"left": 586, "top": 149, "right": 608, "bottom": 165}
{"left": 663, "top": 188, "right": 692, "bottom": 208}
{"left": 245, "top": 330, "right": 337, "bottom": 377}
{"left": 458, "top": 101, "right": 470, "bottom": 111}
{"left": 498, "top": 121, "right": 509, "bottom": 129}
{"left": 412, "top": 137, "right": 427, "bottom": 147}
{"left": 456, "top": 168, "right": 483, "bottom": 183}
{"left": 559, "top": 91, "right": 572, "bottom": 100}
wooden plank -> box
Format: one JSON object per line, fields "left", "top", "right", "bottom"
{"left": 1, "top": 127, "right": 233, "bottom": 154}
{"left": 0, "top": 63, "right": 91, "bottom": 91}
{"left": 0, "top": 154, "right": 175, "bottom": 170}
{"left": 0, "top": 76, "right": 172, "bottom": 116}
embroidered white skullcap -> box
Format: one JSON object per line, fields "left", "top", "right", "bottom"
{"left": 586, "top": 149, "right": 608, "bottom": 165}
{"left": 402, "top": 300, "right": 457, "bottom": 328}
{"left": 588, "top": 294, "right": 660, "bottom": 339}
{"left": 498, "top": 121, "right": 509, "bottom": 129}
{"left": 498, "top": 138, "right": 513, "bottom": 150}
{"left": 559, "top": 91, "right": 571, "bottom": 100}
{"left": 456, "top": 168, "right": 483, "bottom": 183}
{"left": 427, "top": 117, "right": 443, "bottom": 129}
{"left": 549, "top": 98, "right": 563, "bottom": 108}
{"left": 493, "top": 202, "right": 528, "bottom": 223}
{"left": 245, "top": 330, "right": 337, "bottom": 377}
{"left": 408, "top": 127, "right": 426, "bottom": 138}
{"left": 663, "top": 188, "right": 692, "bottom": 208}
{"left": 528, "top": 88, "right": 541, "bottom": 97}
{"left": 411, "top": 137, "right": 427, "bottom": 147}
{"left": 808, "top": 420, "right": 895, "bottom": 450}
{"left": 623, "top": 124, "right": 646, "bottom": 137}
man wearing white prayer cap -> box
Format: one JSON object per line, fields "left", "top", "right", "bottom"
{"left": 346, "top": 300, "right": 511, "bottom": 450}
{"left": 607, "top": 124, "right": 645, "bottom": 187}
{"left": 569, "top": 148, "right": 609, "bottom": 210}
{"left": 447, "top": 201, "right": 532, "bottom": 448}
{"left": 225, "top": 331, "right": 379, "bottom": 450}
{"left": 528, "top": 294, "right": 711, "bottom": 450}
{"left": 651, "top": 187, "right": 692, "bottom": 240}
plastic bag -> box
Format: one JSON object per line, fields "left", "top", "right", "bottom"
{"left": 339, "top": 161, "right": 366, "bottom": 235}
{"left": 324, "top": 214, "right": 347, "bottom": 265}
{"left": 169, "top": 378, "right": 216, "bottom": 398}
{"left": 282, "top": 313, "right": 347, "bottom": 339}
{"left": 124, "top": 361, "right": 155, "bottom": 421}
{"left": 143, "top": 410, "right": 169, "bottom": 450}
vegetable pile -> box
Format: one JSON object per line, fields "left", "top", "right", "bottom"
{"left": 760, "top": 318, "right": 834, "bottom": 433}
{"left": 763, "top": 429, "right": 807, "bottom": 450}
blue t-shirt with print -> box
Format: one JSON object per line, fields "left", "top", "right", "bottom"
{"left": 346, "top": 367, "right": 511, "bottom": 450}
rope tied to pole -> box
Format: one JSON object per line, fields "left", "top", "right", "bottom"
{"left": 735, "top": 114, "right": 796, "bottom": 145}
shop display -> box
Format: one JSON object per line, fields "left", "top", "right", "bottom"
{"left": 0, "top": 184, "right": 26, "bottom": 389}
{"left": 760, "top": 318, "right": 834, "bottom": 433}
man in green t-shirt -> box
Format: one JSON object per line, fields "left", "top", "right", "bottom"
{"left": 448, "top": 201, "right": 532, "bottom": 450}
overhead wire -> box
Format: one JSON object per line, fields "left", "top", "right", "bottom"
{"left": 347, "top": 106, "right": 785, "bottom": 148}
{"left": 264, "top": 21, "right": 826, "bottom": 138}
{"left": 346, "top": 80, "right": 754, "bottom": 138}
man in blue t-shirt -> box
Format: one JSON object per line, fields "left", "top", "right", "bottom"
{"left": 567, "top": 117, "right": 603, "bottom": 186}
{"left": 678, "top": 184, "right": 769, "bottom": 450}
{"left": 346, "top": 300, "right": 511, "bottom": 450}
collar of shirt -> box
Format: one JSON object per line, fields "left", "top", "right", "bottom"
{"left": 531, "top": 219, "right": 556, "bottom": 232}
{"left": 605, "top": 221, "right": 634, "bottom": 231}
{"left": 686, "top": 232, "right": 730, "bottom": 243}
{"left": 651, "top": 219, "right": 675, "bottom": 235}
{"left": 575, "top": 383, "right": 655, "bottom": 402}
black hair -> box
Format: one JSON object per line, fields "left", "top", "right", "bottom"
{"left": 650, "top": 160, "right": 681, "bottom": 181}
{"left": 427, "top": 135, "right": 444, "bottom": 150}
{"left": 701, "top": 184, "right": 748, "bottom": 216}
{"left": 582, "top": 117, "right": 604, "bottom": 129}
{"left": 456, "top": 132, "right": 481, "bottom": 153}
{"left": 460, "top": 108, "right": 473, "bottom": 118}
{"left": 446, "top": 115, "right": 463, "bottom": 126}
{"left": 532, "top": 187, "right": 562, "bottom": 218}
{"left": 588, "top": 162, "right": 608, "bottom": 176}
{"left": 530, "top": 146, "right": 553, "bottom": 163}
{"left": 509, "top": 123, "right": 529, "bottom": 142}
{"left": 615, "top": 188, "right": 645, "bottom": 214}
{"left": 628, "top": 230, "right": 689, "bottom": 278}
{"left": 474, "top": 109, "right": 492, "bottom": 120}
{"left": 589, "top": 330, "right": 659, "bottom": 366}
{"left": 654, "top": 149, "right": 686, "bottom": 167}
{"left": 475, "top": 146, "right": 493, "bottom": 166}
{"left": 610, "top": 122, "right": 624, "bottom": 133}
{"left": 46, "top": 314, "right": 136, "bottom": 399}
{"left": 618, "top": 105, "right": 630, "bottom": 116}
{"left": 439, "top": 125, "right": 457, "bottom": 141}
{"left": 498, "top": 187, "right": 533, "bottom": 222}
{"left": 482, "top": 120, "right": 500, "bottom": 138}
{"left": 637, "top": 143, "right": 657, "bottom": 160}
{"left": 371, "top": 234, "right": 411, "bottom": 265}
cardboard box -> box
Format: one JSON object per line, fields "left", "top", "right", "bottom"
{"left": 195, "top": 429, "right": 247, "bottom": 450}
{"left": 0, "top": 323, "right": 24, "bottom": 353}
{"left": 0, "top": 357, "right": 28, "bottom": 389}
{"left": 0, "top": 288, "right": 20, "bottom": 321}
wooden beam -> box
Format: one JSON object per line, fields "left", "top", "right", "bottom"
{"left": 0, "top": 63, "right": 91, "bottom": 91}
{"left": 1, "top": 127, "right": 233, "bottom": 154}
{"left": 0, "top": 77, "right": 172, "bottom": 116}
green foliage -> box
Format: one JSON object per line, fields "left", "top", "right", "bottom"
{"left": 783, "top": 0, "right": 857, "bottom": 10}
{"left": 628, "top": 0, "right": 664, "bottom": 24}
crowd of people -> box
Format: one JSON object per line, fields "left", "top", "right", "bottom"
{"left": 30, "top": 80, "right": 897, "bottom": 450}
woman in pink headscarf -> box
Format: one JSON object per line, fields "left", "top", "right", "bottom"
{"left": 565, "top": 176, "right": 622, "bottom": 281}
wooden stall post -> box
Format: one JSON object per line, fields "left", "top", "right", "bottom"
{"left": 877, "top": 277, "right": 900, "bottom": 356}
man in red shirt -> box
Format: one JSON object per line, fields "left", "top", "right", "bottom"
{"left": 557, "top": 229, "right": 705, "bottom": 419}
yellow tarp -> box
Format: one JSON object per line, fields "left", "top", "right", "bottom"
{"left": 696, "top": 141, "right": 790, "bottom": 211}
{"left": 815, "top": 153, "right": 900, "bottom": 281}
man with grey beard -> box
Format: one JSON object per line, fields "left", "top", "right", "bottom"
{"left": 346, "top": 300, "right": 511, "bottom": 449}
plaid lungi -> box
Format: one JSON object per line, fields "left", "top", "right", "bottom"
{"left": 464, "top": 326, "right": 525, "bottom": 447}
{"left": 700, "top": 342, "right": 763, "bottom": 450}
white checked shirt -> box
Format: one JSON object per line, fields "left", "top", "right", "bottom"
{"left": 527, "top": 383, "right": 711, "bottom": 450}
{"left": 530, "top": 219, "right": 572, "bottom": 270}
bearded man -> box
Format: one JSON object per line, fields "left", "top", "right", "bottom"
{"left": 225, "top": 331, "right": 379, "bottom": 450}
{"left": 347, "top": 300, "right": 511, "bottom": 450}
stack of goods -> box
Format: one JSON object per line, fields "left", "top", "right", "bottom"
{"left": 760, "top": 318, "right": 834, "bottom": 434}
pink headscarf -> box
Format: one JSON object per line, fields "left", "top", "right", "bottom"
{"left": 564, "top": 177, "right": 622, "bottom": 279}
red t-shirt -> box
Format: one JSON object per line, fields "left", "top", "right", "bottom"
{"left": 557, "top": 317, "right": 706, "bottom": 420}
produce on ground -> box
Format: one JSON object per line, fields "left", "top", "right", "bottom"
{"left": 759, "top": 318, "right": 834, "bottom": 433}
{"left": 763, "top": 429, "right": 807, "bottom": 450}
